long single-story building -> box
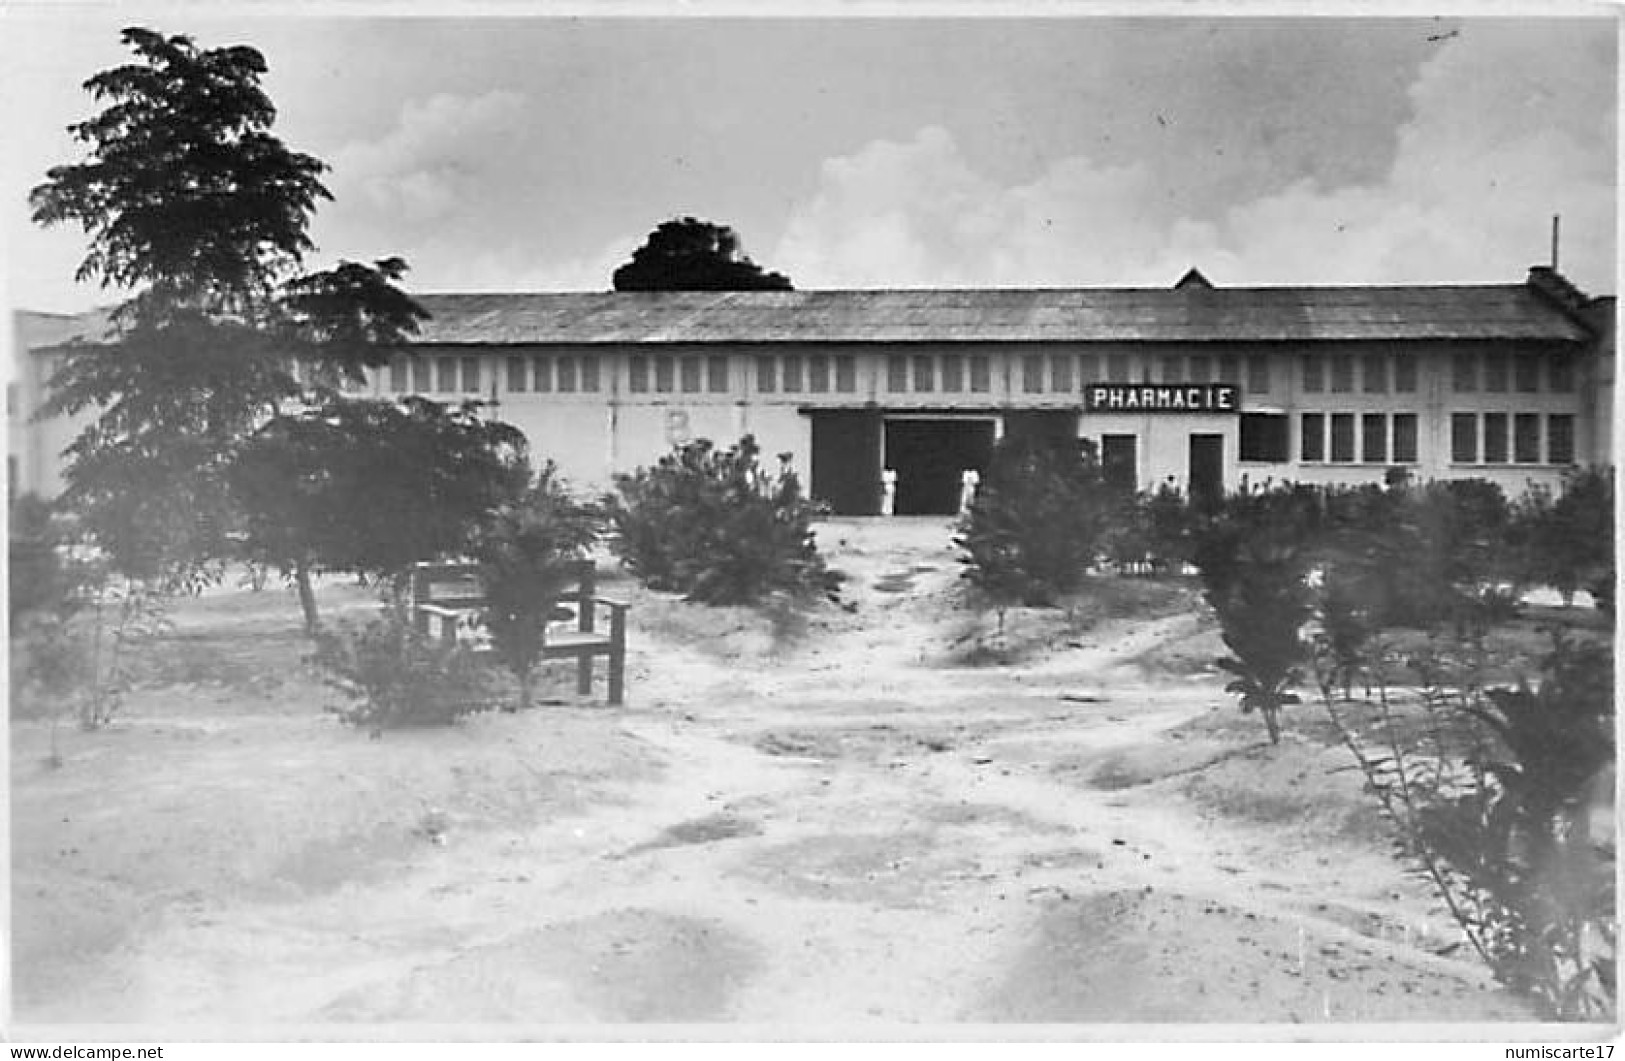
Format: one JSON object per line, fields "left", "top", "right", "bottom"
{"left": 9, "top": 265, "right": 1615, "bottom": 514}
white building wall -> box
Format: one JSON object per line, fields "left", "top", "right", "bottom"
{"left": 17, "top": 325, "right": 1607, "bottom": 504}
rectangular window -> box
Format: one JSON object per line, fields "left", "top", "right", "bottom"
{"left": 755, "top": 356, "right": 775, "bottom": 393}
{"left": 1453, "top": 352, "right": 1478, "bottom": 392}
{"left": 1548, "top": 414, "right": 1575, "bottom": 464}
{"left": 1079, "top": 354, "right": 1101, "bottom": 383}
{"left": 1218, "top": 354, "right": 1241, "bottom": 385}
{"left": 1393, "top": 414, "right": 1418, "bottom": 463}
{"left": 1451, "top": 413, "right": 1478, "bottom": 463}
{"left": 461, "top": 357, "right": 481, "bottom": 393}
{"left": 887, "top": 355, "right": 908, "bottom": 392}
{"left": 390, "top": 358, "right": 409, "bottom": 393}
{"left": 1394, "top": 357, "right": 1417, "bottom": 393}
{"left": 1051, "top": 353, "right": 1073, "bottom": 393}
{"left": 912, "top": 355, "right": 935, "bottom": 392}
{"left": 1247, "top": 353, "right": 1271, "bottom": 394}
{"left": 580, "top": 357, "right": 599, "bottom": 392}
{"left": 1330, "top": 413, "right": 1355, "bottom": 462}
{"left": 556, "top": 356, "right": 577, "bottom": 393}
{"left": 782, "top": 354, "right": 804, "bottom": 393}
{"left": 505, "top": 356, "right": 527, "bottom": 393}
{"left": 1301, "top": 413, "right": 1325, "bottom": 462}
{"left": 1161, "top": 355, "right": 1183, "bottom": 384}
{"left": 1549, "top": 353, "right": 1575, "bottom": 393}
{"left": 1020, "top": 354, "right": 1043, "bottom": 393}
{"left": 1187, "top": 355, "right": 1212, "bottom": 384}
{"left": 1515, "top": 355, "right": 1541, "bottom": 393}
{"left": 1514, "top": 413, "right": 1541, "bottom": 463}
{"left": 940, "top": 354, "right": 964, "bottom": 392}
{"left": 835, "top": 356, "right": 856, "bottom": 393}
{"left": 707, "top": 355, "right": 728, "bottom": 393}
{"left": 1483, "top": 413, "right": 1509, "bottom": 463}
{"left": 655, "top": 356, "right": 674, "bottom": 393}
{"left": 1108, "top": 353, "right": 1131, "bottom": 383}
{"left": 412, "top": 357, "right": 432, "bottom": 392}
{"left": 1362, "top": 413, "right": 1387, "bottom": 463}
{"left": 535, "top": 356, "right": 554, "bottom": 392}
{"left": 436, "top": 357, "right": 458, "bottom": 393}
{"left": 1362, "top": 353, "right": 1387, "bottom": 394}
{"left": 1302, "top": 357, "right": 1324, "bottom": 393}
{"left": 807, "top": 354, "right": 829, "bottom": 393}
{"left": 1483, "top": 352, "right": 1509, "bottom": 393}
{"left": 680, "top": 356, "right": 702, "bottom": 393}
{"left": 1239, "top": 413, "right": 1290, "bottom": 462}
{"left": 1330, "top": 355, "right": 1354, "bottom": 394}
{"left": 969, "top": 356, "right": 991, "bottom": 393}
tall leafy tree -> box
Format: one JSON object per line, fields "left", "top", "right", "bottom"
{"left": 227, "top": 397, "right": 532, "bottom": 633}
{"left": 29, "top": 27, "right": 424, "bottom": 585}
{"left": 612, "top": 217, "right": 793, "bottom": 291}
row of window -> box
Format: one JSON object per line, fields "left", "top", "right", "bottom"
{"left": 1452, "top": 351, "right": 1573, "bottom": 394}
{"left": 375, "top": 349, "right": 1577, "bottom": 403}
{"left": 1299, "top": 412, "right": 1420, "bottom": 465}
{"left": 386, "top": 355, "right": 604, "bottom": 394}
{"left": 629, "top": 355, "right": 731, "bottom": 394}
{"left": 880, "top": 352, "right": 1275, "bottom": 395}
{"left": 1302, "top": 353, "right": 1419, "bottom": 395}
{"left": 1259, "top": 411, "right": 1579, "bottom": 466}
{"left": 756, "top": 354, "right": 859, "bottom": 394}
{"left": 1451, "top": 412, "right": 1575, "bottom": 466}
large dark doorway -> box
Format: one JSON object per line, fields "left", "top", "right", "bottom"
{"left": 1189, "top": 433, "right": 1224, "bottom": 509}
{"left": 885, "top": 418, "right": 995, "bottom": 515}
{"left": 810, "top": 410, "right": 883, "bottom": 515}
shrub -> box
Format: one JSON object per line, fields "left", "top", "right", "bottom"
{"left": 1189, "top": 486, "right": 1320, "bottom": 744}
{"left": 957, "top": 436, "right": 1115, "bottom": 607}
{"left": 312, "top": 605, "right": 498, "bottom": 730}
{"left": 1512, "top": 466, "right": 1614, "bottom": 611}
{"left": 608, "top": 434, "right": 838, "bottom": 605}
{"left": 1318, "top": 631, "right": 1615, "bottom": 1019}
{"left": 470, "top": 464, "right": 602, "bottom": 711}
{"left": 1105, "top": 481, "right": 1193, "bottom": 575}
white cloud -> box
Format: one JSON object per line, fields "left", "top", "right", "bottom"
{"left": 326, "top": 90, "right": 529, "bottom": 226}
{"left": 775, "top": 25, "right": 1615, "bottom": 293}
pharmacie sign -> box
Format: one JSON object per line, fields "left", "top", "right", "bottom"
{"left": 1085, "top": 383, "right": 1240, "bottom": 413}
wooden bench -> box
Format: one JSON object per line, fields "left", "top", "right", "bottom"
{"left": 407, "top": 560, "right": 629, "bottom": 705}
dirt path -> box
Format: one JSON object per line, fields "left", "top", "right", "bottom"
{"left": 11, "top": 519, "right": 1535, "bottom": 1029}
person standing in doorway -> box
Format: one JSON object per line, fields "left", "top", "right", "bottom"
{"left": 959, "top": 467, "right": 981, "bottom": 516}
{"left": 880, "top": 468, "right": 898, "bottom": 516}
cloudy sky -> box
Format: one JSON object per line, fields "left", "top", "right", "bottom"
{"left": 2, "top": 8, "right": 1617, "bottom": 314}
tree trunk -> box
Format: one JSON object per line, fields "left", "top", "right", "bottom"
{"left": 295, "top": 560, "right": 320, "bottom": 636}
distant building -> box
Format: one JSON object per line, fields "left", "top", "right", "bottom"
{"left": 10, "top": 266, "right": 1614, "bottom": 514}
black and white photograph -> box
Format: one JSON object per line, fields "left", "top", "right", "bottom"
{"left": 4, "top": 1, "right": 1618, "bottom": 1045}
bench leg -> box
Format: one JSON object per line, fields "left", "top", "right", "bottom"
{"left": 577, "top": 653, "right": 593, "bottom": 696}
{"left": 608, "top": 610, "right": 626, "bottom": 706}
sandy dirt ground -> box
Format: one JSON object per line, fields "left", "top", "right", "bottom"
{"left": 11, "top": 518, "right": 1569, "bottom": 1032}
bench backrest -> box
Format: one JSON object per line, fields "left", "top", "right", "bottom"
{"left": 408, "top": 559, "right": 597, "bottom": 610}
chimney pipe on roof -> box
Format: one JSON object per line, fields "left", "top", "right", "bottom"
{"left": 1551, "top": 214, "right": 1560, "bottom": 270}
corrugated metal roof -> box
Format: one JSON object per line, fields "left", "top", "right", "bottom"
{"left": 406, "top": 285, "right": 1592, "bottom": 345}
{"left": 16, "top": 283, "right": 1594, "bottom": 352}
